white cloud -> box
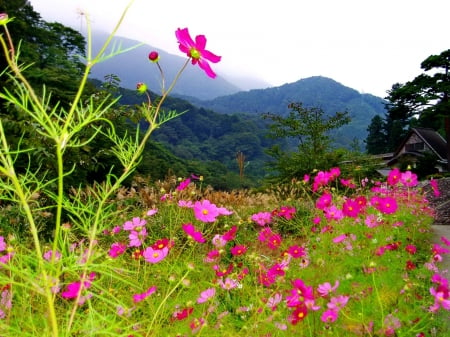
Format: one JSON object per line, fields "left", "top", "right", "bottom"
{"left": 27, "top": 0, "right": 450, "bottom": 97}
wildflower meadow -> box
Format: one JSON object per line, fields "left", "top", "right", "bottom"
{"left": 0, "top": 3, "right": 449, "bottom": 336}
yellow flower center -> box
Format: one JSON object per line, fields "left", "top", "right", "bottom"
{"left": 190, "top": 48, "right": 201, "bottom": 60}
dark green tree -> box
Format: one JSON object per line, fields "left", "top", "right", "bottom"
{"left": 264, "top": 102, "right": 350, "bottom": 182}
{"left": 366, "top": 115, "right": 387, "bottom": 154}
{"left": 386, "top": 49, "right": 450, "bottom": 169}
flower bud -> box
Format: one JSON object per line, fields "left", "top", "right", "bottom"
{"left": 136, "top": 82, "right": 147, "bottom": 94}
{"left": 148, "top": 51, "right": 160, "bottom": 62}
{"left": 0, "top": 13, "right": 10, "bottom": 25}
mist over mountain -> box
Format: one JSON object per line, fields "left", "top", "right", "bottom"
{"left": 88, "top": 31, "right": 269, "bottom": 100}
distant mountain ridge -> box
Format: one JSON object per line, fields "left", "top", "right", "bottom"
{"left": 192, "top": 76, "right": 387, "bottom": 146}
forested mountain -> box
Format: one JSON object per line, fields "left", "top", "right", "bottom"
{"left": 192, "top": 76, "right": 387, "bottom": 147}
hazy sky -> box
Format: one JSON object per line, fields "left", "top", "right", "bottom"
{"left": 28, "top": 0, "right": 449, "bottom": 97}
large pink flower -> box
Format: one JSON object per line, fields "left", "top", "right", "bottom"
{"left": 193, "top": 200, "right": 220, "bottom": 222}
{"left": 176, "top": 27, "right": 221, "bottom": 78}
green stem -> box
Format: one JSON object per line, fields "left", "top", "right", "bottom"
{"left": 0, "top": 122, "right": 59, "bottom": 337}
{"left": 145, "top": 270, "right": 191, "bottom": 336}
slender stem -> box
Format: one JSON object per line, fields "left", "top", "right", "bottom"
{"left": 145, "top": 270, "right": 191, "bottom": 336}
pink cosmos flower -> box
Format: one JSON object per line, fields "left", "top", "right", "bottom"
{"left": 400, "top": 171, "right": 418, "bottom": 187}
{"left": 251, "top": 211, "right": 273, "bottom": 226}
{"left": 324, "top": 205, "right": 344, "bottom": 221}
{"left": 332, "top": 234, "right": 347, "bottom": 244}
{"left": 365, "top": 214, "right": 381, "bottom": 228}
{"left": 370, "top": 196, "right": 398, "bottom": 214}
{"left": 230, "top": 245, "right": 247, "bottom": 256}
{"left": 318, "top": 280, "right": 340, "bottom": 297}
{"left": 146, "top": 209, "right": 158, "bottom": 216}
{"left": 316, "top": 192, "right": 333, "bottom": 210}
{"left": 0, "top": 237, "right": 6, "bottom": 252}
{"left": 321, "top": 309, "right": 338, "bottom": 323}
{"left": 441, "top": 236, "right": 450, "bottom": 246}
{"left": 204, "top": 249, "right": 220, "bottom": 263}
{"left": 405, "top": 244, "right": 417, "bottom": 255}
{"left": 218, "top": 277, "right": 239, "bottom": 290}
{"left": 193, "top": 200, "right": 220, "bottom": 222}
{"left": 61, "top": 272, "right": 96, "bottom": 300}
{"left": 182, "top": 223, "right": 206, "bottom": 243}
{"left": 108, "top": 242, "right": 127, "bottom": 258}
{"left": 342, "top": 198, "right": 361, "bottom": 218}
{"left": 267, "top": 292, "right": 282, "bottom": 310}
{"left": 128, "top": 227, "right": 148, "bottom": 247}
{"left": 430, "top": 178, "right": 441, "bottom": 197}
{"left": 400, "top": 171, "right": 419, "bottom": 187}
{"left": 197, "top": 287, "right": 216, "bottom": 303}
{"left": 274, "top": 206, "right": 296, "bottom": 220}
{"left": 387, "top": 168, "right": 401, "bottom": 186}
{"left": 222, "top": 225, "right": 238, "bottom": 241}
{"left": 175, "top": 27, "right": 221, "bottom": 78}
{"left": 123, "top": 217, "right": 147, "bottom": 231}
{"left": 287, "top": 245, "right": 306, "bottom": 258}
{"left": 143, "top": 246, "right": 169, "bottom": 263}
{"left": 176, "top": 178, "right": 191, "bottom": 191}
{"left": 43, "top": 250, "right": 62, "bottom": 262}
{"left": 327, "top": 295, "right": 349, "bottom": 311}
{"left": 133, "top": 286, "right": 156, "bottom": 303}
{"left": 429, "top": 287, "right": 450, "bottom": 312}
{"left": 266, "top": 233, "right": 282, "bottom": 249}
{"left": 211, "top": 234, "right": 227, "bottom": 248}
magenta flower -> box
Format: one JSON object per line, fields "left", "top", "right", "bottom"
{"left": 315, "top": 192, "right": 332, "bottom": 210}
{"left": 251, "top": 211, "right": 273, "bottom": 226}
{"left": 287, "top": 245, "right": 306, "bottom": 258}
{"left": 400, "top": 171, "right": 418, "bottom": 187}
{"left": 108, "top": 242, "right": 127, "bottom": 258}
{"left": 182, "top": 223, "right": 206, "bottom": 243}
{"left": 61, "top": 272, "right": 96, "bottom": 300}
{"left": 197, "top": 287, "right": 216, "bottom": 303}
{"left": 230, "top": 245, "right": 247, "bottom": 256}
{"left": 143, "top": 246, "right": 169, "bottom": 264}
{"left": 175, "top": 27, "right": 221, "bottom": 78}
{"left": 266, "top": 233, "right": 282, "bottom": 250}
{"left": 324, "top": 205, "right": 344, "bottom": 221}
{"left": 222, "top": 225, "right": 238, "bottom": 241}
{"left": 430, "top": 178, "right": 441, "bottom": 197}
{"left": 387, "top": 168, "right": 401, "bottom": 186}
{"left": 193, "top": 200, "right": 220, "bottom": 222}
{"left": 204, "top": 249, "right": 220, "bottom": 263}
{"left": 0, "top": 237, "right": 6, "bottom": 252}
{"left": 405, "top": 244, "right": 417, "bottom": 255}
{"left": 371, "top": 196, "right": 398, "bottom": 214}
{"left": 342, "top": 198, "right": 361, "bottom": 218}
{"left": 133, "top": 286, "right": 156, "bottom": 303}
{"left": 321, "top": 309, "right": 338, "bottom": 323}
{"left": 332, "top": 234, "right": 347, "bottom": 244}
{"left": 176, "top": 178, "right": 191, "bottom": 191}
